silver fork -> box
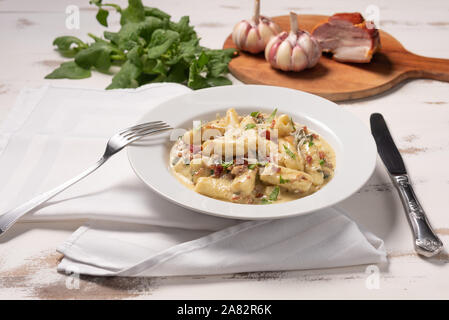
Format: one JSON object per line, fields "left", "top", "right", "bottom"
{"left": 0, "top": 121, "right": 172, "bottom": 236}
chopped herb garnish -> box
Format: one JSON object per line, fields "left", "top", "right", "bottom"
{"left": 248, "top": 164, "right": 257, "bottom": 170}
{"left": 283, "top": 144, "right": 296, "bottom": 159}
{"left": 267, "top": 108, "right": 278, "bottom": 123}
{"left": 319, "top": 159, "right": 325, "bottom": 165}
{"left": 309, "top": 141, "right": 314, "bottom": 147}
{"left": 279, "top": 175, "right": 289, "bottom": 184}
{"left": 290, "top": 117, "right": 296, "bottom": 131}
{"left": 210, "top": 169, "right": 214, "bottom": 175}
{"left": 261, "top": 198, "right": 271, "bottom": 204}
{"left": 245, "top": 123, "right": 256, "bottom": 130}
{"left": 250, "top": 111, "right": 260, "bottom": 118}
{"left": 269, "top": 186, "right": 280, "bottom": 201}
{"left": 221, "top": 160, "right": 233, "bottom": 169}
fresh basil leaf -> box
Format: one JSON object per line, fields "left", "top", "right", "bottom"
{"left": 147, "top": 29, "right": 179, "bottom": 59}
{"left": 165, "top": 62, "right": 188, "bottom": 83}
{"left": 103, "top": 31, "right": 119, "bottom": 45}
{"left": 106, "top": 60, "right": 141, "bottom": 89}
{"left": 205, "top": 76, "right": 232, "bottom": 87}
{"left": 120, "top": 0, "right": 145, "bottom": 25}
{"left": 205, "top": 48, "right": 236, "bottom": 78}
{"left": 169, "top": 16, "right": 197, "bottom": 42}
{"left": 96, "top": 8, "right": 109, "bottom": 27}
{"left": 53, "top": 36, "right": 87, "bottom": 51}
{"left": 116, "top": 17, "right": 162, "bottom": 50}
{"left": 45, "top": 61, "right": 91, "bottom": 79}
{"left": 144, "top": 6, "right": 170, "bottom": 20}
{"left": 75, "top": 41, "right": 120, "bottom": 72}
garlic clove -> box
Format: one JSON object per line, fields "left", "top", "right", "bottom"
{"left": 291, "top": 46, "right": 308, "bottom": 71}
{"left": 258, "top": 21, "right": 281, "bottom": 44}
{"left": 246, "top": 28, "right": 264, "bottom": 54}
{"left": 265, "top": 32, "right": 287, "bottom": 63}
{"left": 276, "top": 41, "right": 292, "bottom": 71}
{"left": 232, "top": 21, "right": 250, "bottom": 49}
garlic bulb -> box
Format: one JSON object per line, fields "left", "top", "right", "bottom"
{"left": 232, "top": 0, "right": 281, "bottom": 54}
{"left": 265, "top": 12, "right": 321, "bottom": 71}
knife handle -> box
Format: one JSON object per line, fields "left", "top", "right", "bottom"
{"left": 391, "top": 174, "right": 443, "bottom": 257}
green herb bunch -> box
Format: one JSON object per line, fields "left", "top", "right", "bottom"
{"left": 45, "top": 0, "right": 237, "bottom": 90}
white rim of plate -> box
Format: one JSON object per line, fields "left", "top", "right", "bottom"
{"left": 128, "top": 85, "right": 376, "bottom": 220}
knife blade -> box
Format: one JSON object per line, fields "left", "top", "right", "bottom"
{"left": 370, "top": 113, "right": 406, "bottom": 175}
{"left": 370, "top": 113, "right": 443, "bottom": 257}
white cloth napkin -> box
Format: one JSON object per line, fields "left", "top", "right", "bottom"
{"left": 0, "top": 84, "right": 386, "bottom": 277}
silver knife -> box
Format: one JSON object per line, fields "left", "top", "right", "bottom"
{"left": 370, "top": 113, "right": 443, "bottom": 257}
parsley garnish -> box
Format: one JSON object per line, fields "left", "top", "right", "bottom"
{"left": 245, "top": 123, "right": 256, "bottom": 130}
{"left": 269, "top": 186, "right": 280, "bottom": 201}
{"left": 221, "top": 160, "right": 233, "bottom": 169}
{"left": 309, "top": 141, "right": 314, "bottom": 147}
{"left": 279, "top": 175, "right": 289, "bottom": 184}
{"left": 283, "top": 144, "right": 296, "bottom": 159}
{"left": 248, "top": 164, "right": 257, "bottom": 170}
{"left": 319, "top": 159, "right": 325, "bottom": 165}
{"left": 267, "top": 108, "right": 278, "bottom": 123}
{"left": 290, "top": 117, "right": 296, "bottom": 131}
{"left": 250, "top": 111, "right": 260, "bottom": 118}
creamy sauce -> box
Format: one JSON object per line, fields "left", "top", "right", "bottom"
{"left": 169, "top": 108, "right": 336, "bottom": 205}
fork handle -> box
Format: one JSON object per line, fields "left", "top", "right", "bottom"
{"left": 391, "top": 174, "right": 443, "bottom": 257}
{"left": 0, "top": 157, "right": 107, "bottom": 236}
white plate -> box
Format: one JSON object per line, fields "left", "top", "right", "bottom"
{"left": 128, "top": 85, "right": 376, "bottom": 220}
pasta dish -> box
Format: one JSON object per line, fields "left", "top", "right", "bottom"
{"left": 169, "top": 108, "right": 335, "bottom": 204}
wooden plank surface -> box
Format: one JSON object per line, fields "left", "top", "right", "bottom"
{"left": 0, "top": 0, "right": 449, "bottom": 299}
{"left": 223, "top": 14, "right": 449, "bottom": 101}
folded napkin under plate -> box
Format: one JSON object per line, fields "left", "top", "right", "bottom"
{"left": 0, "top": 84, "right": 386, "bottom": 277}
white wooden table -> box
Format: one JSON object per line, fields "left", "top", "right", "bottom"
{"left": 0, "top": 0, "right": 448, "bottom": 299}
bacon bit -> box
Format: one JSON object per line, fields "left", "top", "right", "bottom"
{"left": 303, "top": 126, "right": 309, "bottom": 134}
{"left": 301, "top": 176, "right": 308, "bottom": 180}
{"left": 189, "top": 144, "right": 202, "bottom": 154}
{"left": 232, "top": 195, "right": 241, "bottom": 201}
{"left": 319, "top": 151, "right": 325, "bottom": 159}
{"left": 270, "top": 119, "right": 276, "bottom": 129}
{"left": 213, "top": 164, "right": 223, "bottom": 177}
{"left": 246, "top": 175, "right": 251, "bottom": 179}
{"left": 177, "top": 152, "right": 182, "bottom": 157}
{"left": 306, "top": 155, "right": 313, "bottom": 164}
{"left": 312, "top": 134, "right": 319, "bottom": 139}
{"left": 260, "top": 130, "right": 271, "bottom": 140}
{"left": 273, "top": 166, "right": 281, "bottom": 173}
{"left": 256, "top": 193, "right": 264, "bottom": 198}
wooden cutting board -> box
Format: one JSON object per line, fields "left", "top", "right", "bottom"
{"left": 223, "top": 15, "right": 449, "bottom": 102}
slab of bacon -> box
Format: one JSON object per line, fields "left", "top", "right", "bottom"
{"left": 312, "top": 12, "right": 380, "bottom": 63}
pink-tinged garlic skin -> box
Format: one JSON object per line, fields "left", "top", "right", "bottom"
{"left": 265, "top": 30, "right": 321, "bottom": 71}
{"left": 265, "top": 12, "right": 322, "bottom": 72}
{"left": 232, "top": 16, "right": 281, "bottom": 54}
